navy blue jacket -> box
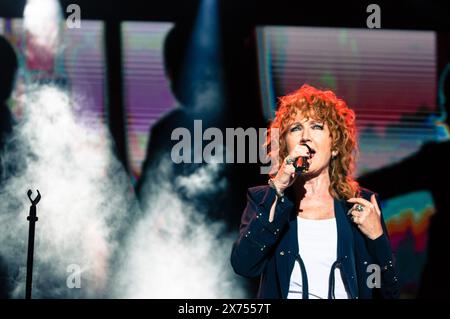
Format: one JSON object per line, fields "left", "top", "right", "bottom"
{"left": 230, "top": 185, "right": 400, "bottom": 299}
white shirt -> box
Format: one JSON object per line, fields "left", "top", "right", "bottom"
{"left": 287, "top": 216, "right": 349, "bottom": 299}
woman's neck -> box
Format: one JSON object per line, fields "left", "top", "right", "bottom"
{"left": 293, "top": 168, "right": 335, "bottom": 219}
{"left": 295, "top": 167, "right": 331, "bottom": 199}
{"left": 305, "top": 174, "right": 330, "bottom": 197}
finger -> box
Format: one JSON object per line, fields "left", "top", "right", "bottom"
{"left": 284, "top": 156, "right": 298, "bottom": 167}
{"left": 348, "top": 210, "right": 362, "bottom": 218}
{"left": 298, "top": 144, "right": 311, "bottom": 156}
{"left": 371, "top": 194, "right": 381, "bottom": 216}
{"left": 290, "top": 144, "right": 310, "bottom": 158}
{"left": 285, "top": 164, "right": 296, "bottom": 174}
{"left": 352, "top": 203, "right": 371, "bottom": 216}
{"left": 351, "top": 215, "right": 360, "bottom": 224}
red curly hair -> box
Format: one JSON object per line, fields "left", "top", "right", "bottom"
{"left": 266, "top": 84, "right": 360, "bottom": 199}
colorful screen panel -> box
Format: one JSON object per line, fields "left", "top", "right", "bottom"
{"left": 121, "top": 21, "right": 176, "bottom": 180}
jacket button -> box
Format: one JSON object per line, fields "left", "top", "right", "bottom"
{"left": 280, "top": 251, "right": 285, "bottom": 256}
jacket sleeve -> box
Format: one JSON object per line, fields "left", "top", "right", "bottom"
{"left": 230, "top": 185, "right": 293, "bottom": 278}
{"left": 365, "top": 193, "right": 400, "bottom": 299}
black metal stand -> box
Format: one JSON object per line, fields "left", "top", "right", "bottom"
{"left": 25, "top": 189, "right": 41, "bottom": 300}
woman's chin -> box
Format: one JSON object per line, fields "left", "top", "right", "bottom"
{"left": 300, "top": 170, "right": 315, "bottom": 179}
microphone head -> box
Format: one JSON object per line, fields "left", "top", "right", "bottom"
{"left": 294, "top": 143, "right": 313, "bottom": 175}
{"left": 294, "top": 156, "right": 310, "bottom": 175}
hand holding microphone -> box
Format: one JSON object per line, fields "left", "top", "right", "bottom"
{"left": 286, "top": 144, "right": 313, "bottom": 175}
{"left": 271, "top": 144, "right": 313, "bottom": 194}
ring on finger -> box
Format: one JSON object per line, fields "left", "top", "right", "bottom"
{"left": 354, "top": 204, "right": 364, "bottom": 212}
{"left": 285, "top": 157, "right": 295, "bottom": 165}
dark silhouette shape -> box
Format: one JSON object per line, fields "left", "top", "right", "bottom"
{"left": 0, "top": 35, "right": 17, "bottom": 158}
{"left": 134, "top": 21, "right": 268, "bottom": 297}
{"left": 0, "top": 35, "right": 18, "bottom": 299}
{"left": 135, "top": 21, "right": 233, "bottom": 226}
{"left": 358, "top": 65, "right": 450, "bottom": 298}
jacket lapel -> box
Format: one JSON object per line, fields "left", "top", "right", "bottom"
{"left": 334, "top": 198, "right": 358, "bottom": 298}
{"left": 275, "top": 214, "right": 298, "bottom": 298}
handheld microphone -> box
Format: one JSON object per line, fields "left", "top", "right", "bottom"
{"left": 293, "top": 144, "right": 313, "bottom": 175}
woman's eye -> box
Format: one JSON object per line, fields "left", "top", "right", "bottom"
{"left": 290, "top": 125, "right": 301, "bottom": 132}
{"left": 312, "top": 124, "right": 324, "bottom": 130}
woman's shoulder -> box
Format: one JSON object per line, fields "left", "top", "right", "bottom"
{"left": 247, "top": 184, "right": 271, "bottom": 198}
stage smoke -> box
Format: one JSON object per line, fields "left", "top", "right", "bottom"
{"left": 113, "top": 158, "right": 247, "bottom": 298}
{"left": 0, "top": 84, "right": 136, "bottom": 298}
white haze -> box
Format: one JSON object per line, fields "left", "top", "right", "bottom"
{"left": 0, "top": 84, "right": 247, "bottom": 298}
{"left": 23, "top": 0, "right": 62, "bottom": 61}
{"left": 0, "top": 84, "right": 134, "bottom": 298}
{"left": 113, "top": 157, "right": 247, "bottom": 298}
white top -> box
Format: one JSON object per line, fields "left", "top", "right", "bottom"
{"left": 287, "top": 216, "right": 349, "bottom": 299}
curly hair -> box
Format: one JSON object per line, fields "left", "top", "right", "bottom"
{"left": 266, "top": 84, "right": 360, "bottom": 199}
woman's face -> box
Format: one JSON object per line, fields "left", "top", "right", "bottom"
{"left": 285, "top": 113, "right": 334, "bottom": 176}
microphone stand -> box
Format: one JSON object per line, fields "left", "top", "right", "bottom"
{"left": 25, "top": 189, "right": 41, "bottom": 299}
